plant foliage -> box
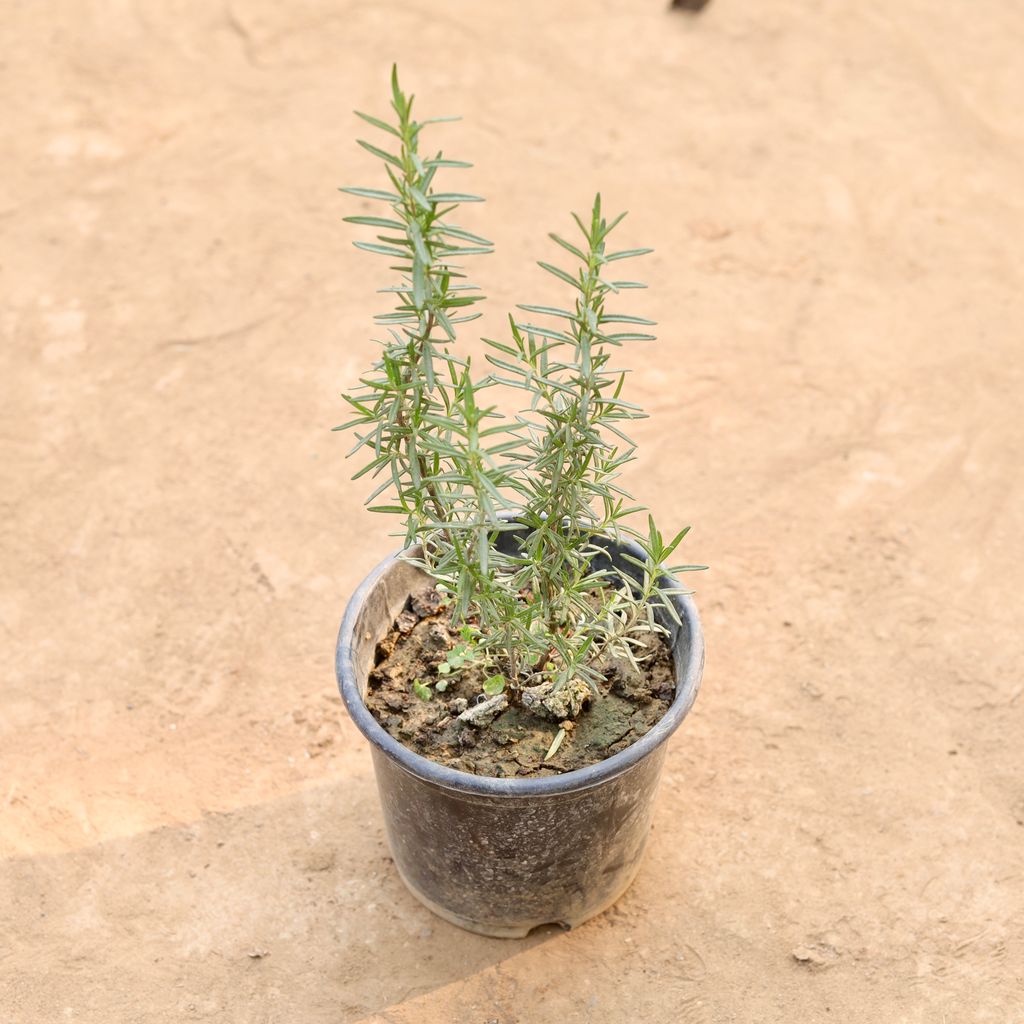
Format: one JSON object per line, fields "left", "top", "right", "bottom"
{"left": 337, "top": 68, "right": 703, "bottom": 717}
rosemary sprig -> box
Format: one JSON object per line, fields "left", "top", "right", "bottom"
{"left": 338, "top": 68, "right": 704, "bottom": 717}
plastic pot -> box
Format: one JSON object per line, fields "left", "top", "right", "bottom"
{"left": 335, "top": 533, "right": 704, "bottom": 938}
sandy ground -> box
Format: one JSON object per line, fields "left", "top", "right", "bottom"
{"left": 2, "top": 0, "right": 1023, "bottom": 1020}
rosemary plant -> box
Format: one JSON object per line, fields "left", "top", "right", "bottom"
{"left": 338, "top": 68, "right": 701, "bottom": 724}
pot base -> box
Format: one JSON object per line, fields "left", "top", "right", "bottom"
{"left": 392, "top": 856, "right": 645, "bottom": 939}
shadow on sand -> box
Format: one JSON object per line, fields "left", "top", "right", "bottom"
{"left": 0, "top": 772, "right": 568, "bottom": 1021}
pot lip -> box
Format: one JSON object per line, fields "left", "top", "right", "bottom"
{"left": 335, "top": 539, "right": 704, "bottom": 798}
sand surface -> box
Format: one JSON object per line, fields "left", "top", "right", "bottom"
{"left": 2, "top": 1, "right": 1023, "bottom": 1020}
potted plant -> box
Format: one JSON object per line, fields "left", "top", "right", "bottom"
{"left": 334, "top": 68, "right": 705, "bottom": 938}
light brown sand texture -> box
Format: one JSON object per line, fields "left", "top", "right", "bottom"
{"left": 2, "top": 1, "right": 1022, "bottom": 1020}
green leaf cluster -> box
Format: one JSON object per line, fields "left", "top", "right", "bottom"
{"left": 338, "top": 68, "right": 704, "bottom": 711}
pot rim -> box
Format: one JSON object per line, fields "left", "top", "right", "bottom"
{"left": 335, "top": 538, "right": 704, "bottom": 797}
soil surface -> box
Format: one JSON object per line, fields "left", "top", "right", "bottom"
{"left": 364, "top": 586, "right": 675, "bottom": 776}
{"left": 3, "top": 1, "right": 1024, "bottom": 1022}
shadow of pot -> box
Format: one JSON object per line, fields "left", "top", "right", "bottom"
{"left": 335, "top": 533, "right": 704, "bottom": 938}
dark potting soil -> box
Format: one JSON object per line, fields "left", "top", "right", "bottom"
{"left": 363, "top": 585, "right": 675, "bottom": 777}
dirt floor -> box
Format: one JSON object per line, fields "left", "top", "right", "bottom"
{"left": 2, "top": 1, "right": 1023, "bottom": 1020}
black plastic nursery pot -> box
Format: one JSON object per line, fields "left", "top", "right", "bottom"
{"left": 335, "top": 533, "right": 704, "bottom": 938}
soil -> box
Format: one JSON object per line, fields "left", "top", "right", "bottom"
{"left": 3, "top": 2, "right": 1023, "bottom": 1022}
{"left": 364, "top": 586, "right": 675, "bottom": 776}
